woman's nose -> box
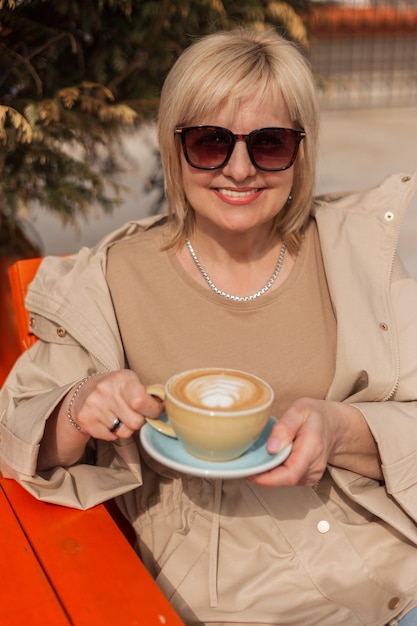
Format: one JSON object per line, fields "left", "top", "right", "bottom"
{"left": 222, "top": 139, "right": 257, "bottom": 180}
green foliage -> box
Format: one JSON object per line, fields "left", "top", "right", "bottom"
{"left": 0, "top": 0, "right": 311, "bottom": 229}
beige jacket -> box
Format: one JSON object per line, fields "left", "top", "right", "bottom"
{"left": 1, "top": 173, "right": 417, "bottom": 625}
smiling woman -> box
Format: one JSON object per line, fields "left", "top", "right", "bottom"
{"left": 159, "top": 29, "right": 319, "bottom": 254}
{"left": 175, "top": 92, "right": 296, "bottom": 269}
{"left": 1, "top": 27, "right": 417, "bottom": 626}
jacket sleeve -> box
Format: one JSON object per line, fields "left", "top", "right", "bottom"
{"left": 0, "top": 331, "right": 143, "bottom": 510}
{"left": 353, "top": 400, "right": 417, "bottom": 515}
{"left": 351, "top": 266, "right": 417, "bottom": 526}
{"left": 328, "top": 396, "right": 417, "bottom": 548}
{"left": 330, "top": 259, "right": 417, "bottom": 543}
{"left": 374, "top": 259, "right": 417, "bottom": 516}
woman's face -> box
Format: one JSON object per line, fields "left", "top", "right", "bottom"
{"left": 180, "top": 94, "right": 296, "bottom": 239}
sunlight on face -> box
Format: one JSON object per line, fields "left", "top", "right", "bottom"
{"left": 181, "top": 94, "right": 295, "bottom": 239}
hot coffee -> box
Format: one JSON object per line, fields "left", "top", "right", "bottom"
{"left": 146, "top": 368, "right": 274, "bottom": 461}
{"left": 169, "top": 369, "right": 271, "bottom": 411}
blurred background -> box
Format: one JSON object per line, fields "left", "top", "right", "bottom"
{"left": 20, "top": 0, "right": 417, "bottom": 273}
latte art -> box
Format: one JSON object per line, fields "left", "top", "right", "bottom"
{"left": 193, "top": 377, "right": 248, "bottom": 409}
{"left": 187, "top": 375, "right": 257, "bottom": 409}
{"left": 170, "top": 370, "right": 271, "bottom": 411}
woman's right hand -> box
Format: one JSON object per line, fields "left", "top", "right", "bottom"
{"left": 67, "top": 370, "right": 164, "bottom": 441}
{"left": 38, "top": 370, "right": 163, "bottom": 470}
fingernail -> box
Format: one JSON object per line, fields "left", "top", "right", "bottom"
{"left": 267, "top": 437, "right": 281, "bottom": 454}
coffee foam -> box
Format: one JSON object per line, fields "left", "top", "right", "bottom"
{"left": 171, "top": 370, "right": 270, "bottom": 411}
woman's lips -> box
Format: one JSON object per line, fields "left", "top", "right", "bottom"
{"left": 214, "top": 187, "right": 263, "bottom": 204}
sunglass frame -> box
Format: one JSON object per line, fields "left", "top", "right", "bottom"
{"left": 175, "top": 125, "right": 306, "bottom": 171}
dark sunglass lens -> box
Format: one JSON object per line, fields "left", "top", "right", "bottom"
{"left": 250, "top": 129, "right": 297, "bottom": 170}
{"left": 184, "top": 128, "right": 231, "bottom": 168}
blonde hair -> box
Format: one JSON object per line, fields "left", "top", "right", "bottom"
{"left": 158, "top": 28, "right": 319, "bottom": 252}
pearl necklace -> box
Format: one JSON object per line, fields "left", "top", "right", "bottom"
{"left": 185, "top": 238, "right": 287, "bottom": 302}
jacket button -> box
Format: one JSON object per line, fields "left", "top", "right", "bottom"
{"left": 401, "top": 176, "right": 410, "bottom": 183}
{"left": 384, "top": 211, "right": 394, "bottom": 222}
{"left": 29, "top": 317, "right": 36, "bottom": 328}
{"left": 388, "top": 597, "right": 400, "bottom": 610}
{"left": 379, "top": 322, "right": 388, "bottom": 331}
{"left": 317, "top": 520, "right": 330, "bottom": 533}
{"left": 56, "top": 327, "right": 67, "bottom": 338}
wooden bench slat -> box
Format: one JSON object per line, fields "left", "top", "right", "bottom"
{"left": 1, "top": 478, "right": 184, "bottom": 626}
{"left": 0, "top": 484, "right": 70, "bottom": 625}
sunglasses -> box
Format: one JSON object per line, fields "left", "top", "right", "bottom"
{"left": 175, "top": 125, "right": 305, "bottom": 172}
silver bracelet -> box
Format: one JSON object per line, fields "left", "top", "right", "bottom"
{"left": 67, "top": 373, "right": 101, "bottom": 432}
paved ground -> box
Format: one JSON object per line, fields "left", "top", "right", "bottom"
{"left": 32, "top": 105, "right": 417, "bottom": 278}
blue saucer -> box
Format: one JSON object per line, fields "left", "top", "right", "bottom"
{"left": 140, "top": 416, "right": 292, "bottom": 479}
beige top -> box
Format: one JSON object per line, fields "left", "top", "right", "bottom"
{"left": 107, "top": 219, "right": 337, "bottom": 418}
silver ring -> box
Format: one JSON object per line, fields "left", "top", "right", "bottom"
{"left": 110, "top": 417, "right": 122, "bottom": 433}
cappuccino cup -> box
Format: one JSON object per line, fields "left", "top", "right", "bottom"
{"left": 146, "top": 367, "right": 274, "bottom": 462}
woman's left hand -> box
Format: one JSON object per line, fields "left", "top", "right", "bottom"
{"left": 248, "top": 398, "right": 383, "bottom": 487}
